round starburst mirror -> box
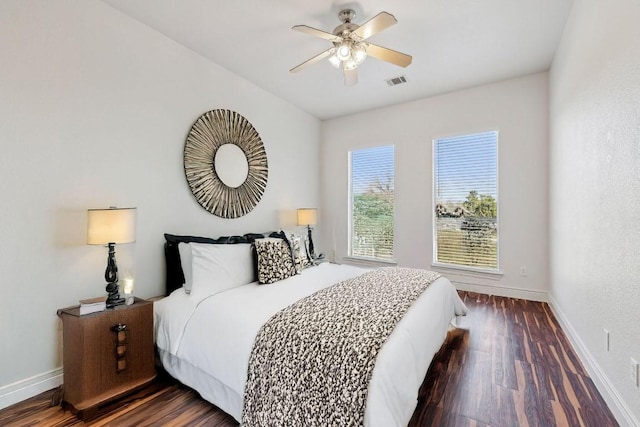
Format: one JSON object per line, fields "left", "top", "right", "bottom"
{"left": 184, "top": 110, "right": 268, "bottom": 218}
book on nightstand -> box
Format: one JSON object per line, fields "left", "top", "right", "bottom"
{"left": 79, "top": 296, "right": 107, "bottom": 315}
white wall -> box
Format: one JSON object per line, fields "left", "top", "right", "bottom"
{"left": 320, "top": 73, "right": 549, "bottom": 299}
{"left": 0, "top": 0, "right": 320, "bottom": 402}
{"left": 550, "top": 0, "right": 640, "bottom": 424}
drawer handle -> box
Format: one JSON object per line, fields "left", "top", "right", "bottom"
{"left": 112, "top": 323, "right": 127, "bottom": 333}
{"left": 112, "top": 324, "right": 128, "bottom": 372}
{"left": 117, "top": 344, "right": 127, "bottom": 357}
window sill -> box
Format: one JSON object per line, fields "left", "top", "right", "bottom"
{"left": 430, "top": 262, "right": 503, "bottom": 280}
{"left": 342, "top": 256, "right": 397, "bottom": 268}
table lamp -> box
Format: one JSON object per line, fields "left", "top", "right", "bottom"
{"left": 87, "top": 207, "right": 136, "bottom": 308}
{"left": 297, "top": 208, "right": 317, "bottom": 259}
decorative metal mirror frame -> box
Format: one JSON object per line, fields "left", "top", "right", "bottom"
{"left": 184, "top": 110, "right": 268, "bottom": 218}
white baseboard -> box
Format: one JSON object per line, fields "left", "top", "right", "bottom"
{"left": 0, "top": 368, "right": 63, "bottom": 411}
{"left": 547, "top": 295, "right": 639, "bottom": 427}
{"left": 452, "top": 281, "right": 548, "bottom": 302}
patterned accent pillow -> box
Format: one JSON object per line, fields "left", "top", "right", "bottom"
{"left": 254, "top": 238, "right": 295, "bottom": 284}
{"left": 287, "top": 233, "right": 310, "bottom": 274}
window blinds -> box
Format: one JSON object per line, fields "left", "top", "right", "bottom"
{"left": 433, "top": 131, "right": 498, "bottom": 270}
{"left": 349, "top": 145, "right": 395, "bottom": 260}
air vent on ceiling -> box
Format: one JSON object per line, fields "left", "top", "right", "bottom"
{"left": 386, "top": 75, "right": 408, "bottom": 86}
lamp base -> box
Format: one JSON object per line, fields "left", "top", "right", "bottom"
{"left": 307, "top": 225, "right": 316, "bottom": 259}
{"left": 106, "top": 281, "right": 125, "bottom": 308}
{"left": 104, "top": 243, "right": 125, "bottom": 308}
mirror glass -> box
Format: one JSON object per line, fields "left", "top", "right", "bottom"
{"left": 214, "top": 143, "right": 249, "bottom": 188}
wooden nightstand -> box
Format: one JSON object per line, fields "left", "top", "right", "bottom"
{"left": 57, "top": 298, "right": 156, "bottom": 420}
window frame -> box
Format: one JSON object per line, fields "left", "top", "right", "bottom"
{"left": 347, "top": 145, "right": 396, "bottom": 263}
{"left": 431, "top": 130, "right": 500, "bottom": 274}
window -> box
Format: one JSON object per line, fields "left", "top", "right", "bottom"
{"left": 433, "top": 131, "right": 498, "bottom": 270}
{"left": 349, "top": 145, "right": 395, "bottom": 261}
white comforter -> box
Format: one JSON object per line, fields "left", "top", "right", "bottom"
{"left": 154, "top": 263, "right": 467, "bottom": 426}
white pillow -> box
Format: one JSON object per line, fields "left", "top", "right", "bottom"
{"left": 189, "top": 242, "right": 255, "bottom": 298}
{"left": 178, "top": 242, "right": 194, "bottom": 294}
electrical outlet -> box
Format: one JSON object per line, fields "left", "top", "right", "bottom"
{"left": 632, "top": 358, "right": 639, "bottom": 387}
{"left": 604, "top": 329, "right": 610, "bottom": 351}
{"left": 520, "top": 267, "right": 527, "bottom": 277}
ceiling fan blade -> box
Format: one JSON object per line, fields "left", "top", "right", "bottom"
{"left": 290, "top": 48, "right": 334, "bottom": 73}
{"left": 344, "top": 67, "right": 358, "bottom": 86}
{"left": 292, "top": 25, "right": 341, "bottom": 42}
{"left": 366, "top": 43, "right": 412, "bottom": 67}
{"left": 352, "top": 12, "right": 397, "bottom": 41}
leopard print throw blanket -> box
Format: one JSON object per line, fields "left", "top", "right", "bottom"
{"left": 242, "top": 267, "right": 441, "bottom": 426}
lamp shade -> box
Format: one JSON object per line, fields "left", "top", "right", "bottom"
{"left": 297, "top": 208, "right": 317, "bottom": 227}
{"left": 87, "top": 207, "right": 137, "bottom": 245}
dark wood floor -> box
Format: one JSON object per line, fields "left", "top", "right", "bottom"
{"left": 0, "top": 292, "right": 618, "bottom": 426}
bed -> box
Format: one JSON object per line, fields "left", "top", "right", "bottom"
{"left": 155, "top": 232, "right": 467, "bottom": 426}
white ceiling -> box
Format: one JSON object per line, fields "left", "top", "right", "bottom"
{"left": 101, "top": 0, "right": 573, "bottom": 120}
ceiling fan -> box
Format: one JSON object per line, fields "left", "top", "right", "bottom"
{"left": 290, "top": 9, "right": 412, "bottom": 86}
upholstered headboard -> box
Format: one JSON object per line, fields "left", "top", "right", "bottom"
{"left": 163, "top": 232, "right": 283, "bottom": 296}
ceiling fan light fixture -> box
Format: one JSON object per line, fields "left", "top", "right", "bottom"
{"left": 328, "top": 54, "right": 341, "bottom": 68}
{"left": 353, "top": 45, "right": 367, "bottom": 65}
{"left": 343, "top": 59, "right": 357, "bottom": 71}
{"left": 336, "top": 44, "right": 351, "bottom": 61}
